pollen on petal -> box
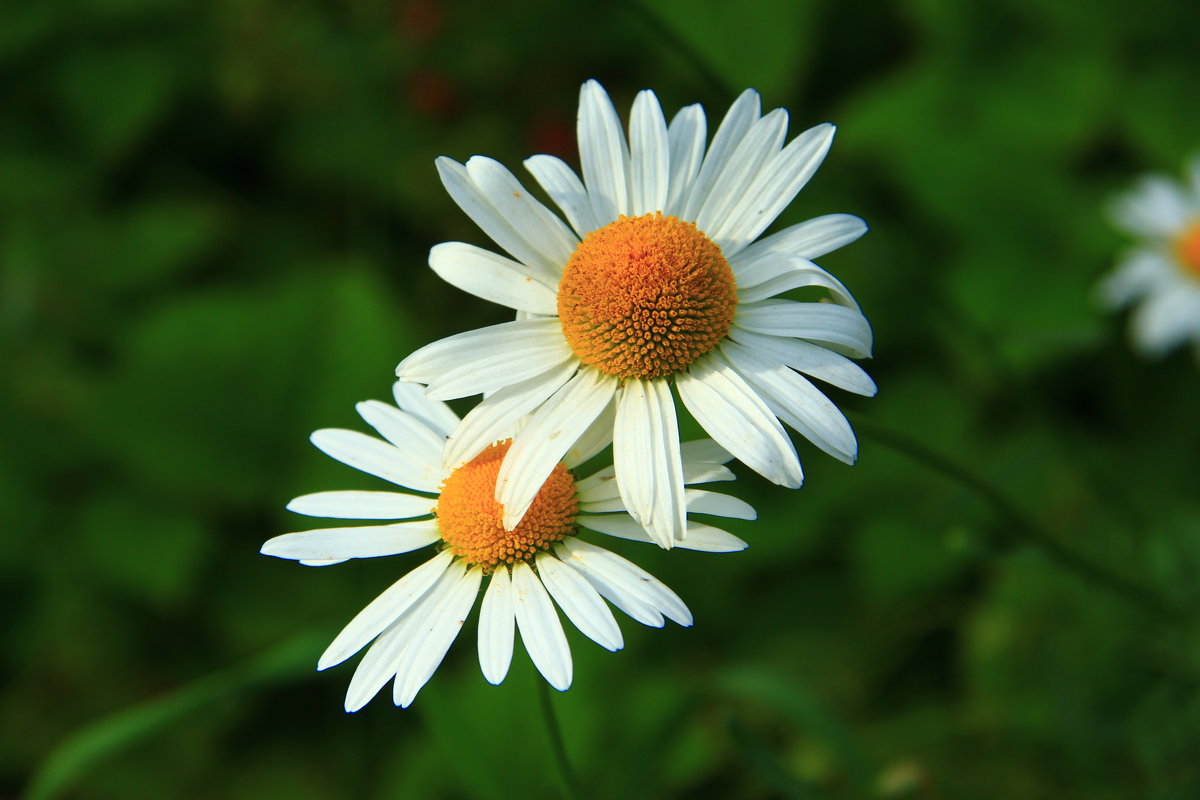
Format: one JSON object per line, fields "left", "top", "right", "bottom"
{"left": 436, "top": 441, "right": 577, "bottom": 573}
{"left": 557, "top": 213, "right": 737, "bottom": 380}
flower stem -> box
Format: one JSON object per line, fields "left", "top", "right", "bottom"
{"left": 851, "top": 415, "right": 1188, "bottom": 622}
{"left": 537, "top": 677, "right": 583, "bottom": 799}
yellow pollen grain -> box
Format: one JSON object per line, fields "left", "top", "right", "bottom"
{"left": 1174, "top": 220, "right": 1200, "bottom": 278}
{"left": 557, "top": 212, "right": 737, "bottom": 380}
{"left": 436, "top": 441, "right": 577, "bottom": 574}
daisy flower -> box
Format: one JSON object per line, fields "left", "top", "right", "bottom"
{"left": 1099, "top": 156, "right": 1200, "bottom": 360}
{"left": 261, "top": 381, "right": 753, "bottom": 711}
{"left": 398, "top": 79, "right": 875, "bottom": 549}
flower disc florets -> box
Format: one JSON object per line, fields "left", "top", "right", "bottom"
{"left": 436, "top": 441, "right": 577, "bottom": 573}
{"left": 557, "top": 213, "right": 738, "bottom": 380}
{"left": 1174, "top": 220, "right": 1200, "bottom": 278}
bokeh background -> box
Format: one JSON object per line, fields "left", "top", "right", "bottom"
{"left": 6, "top": 0, "right": 1200, "bottom": 797}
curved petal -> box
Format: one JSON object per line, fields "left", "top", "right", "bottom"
{"left": 310, "top": 429, "right": 443, "bottom": 492}
{"left": 497, "top": 369, "right": 618, "bottom": 530}
{"left": 675, "top": 354, "right": 803, "bottom": 488}
{"left": 524, "top": 154, "right": 601, "bottom": 237}
{"left": 391, "top": 381, "right": 460, "bottom": 437}
{"left": 396, "top": 319, "right": 574, "bottom": 400}
{"left": 695, "top": 108, "right": 789, "bottom": 244}
{"left": 429, "top": 242, "right": 559, "bottom": 315}
{"left": 578, "top": 512, "right": 747, "bottom": 552}
{"left": 562, "top": 391, "right": 616, "bottom": 469}
{"left": 318, "top": 550, "right": 453, "bottom": 670}
{"left": 577, "top": 460, "right": 734, "bottom": 504}
{"left": 392, "top": 564, "right": 483, "bottom": 708}
{"left": 261, "top": 521, "right": 441, "bottom": 562}
{"left": 733, "top": 251, "right": 861, "bottom": 308}
{"left": 613, "top": 378, "right": 686, "bottom": 548}
{"left": 682, "top": 89, "right": 761, "bottom": 221}
{"left": 435, "top": 157, "right": 564, "bottom": 280}
{"left": 578, "top": 79, "right": 630, "bottom": 225}
{"left": 685, "top": 489, "right": 757, "bottom": 520}
{"left": 478, "top": 566, "right": 516, "bottom": 685}
{"left": 717, "top": 123, "right": 836, "bottom": 256}
{"left": 536, "top": 551, "right": 622, "bottom": 651}
{"left": 464, "top": 156, "right": 578, "bottom": 267}
{"left": 286, "top": 490, "right": 436, "bottom": 520}
{"left": 628, "top": 89, "right": 669, "bottom": 216}
{"left": 679, "top": 438, "right": 735, "bottom": 465}
{"left": 734, "top": 300, "right": 873, "bottom": 359}
{"left": 664, "top": 103, "right": 707, "bottom": 217}
{"left": 343, "top": 562, "right": 464, "bottom": 712}
{"left": 551, "top": 542, "right": 662, "bottom": 628}
{"left": 443, "top": 361, "right": 578, "bottom": 469}
{"left": 722, "top": 340, "right": 857, "bottom": 463}
{"left": 557, "top": 538, "right": 691, "bottom": 625}
{"left": 733, "top": 213, "right": 868, "bottom": 266}
{"left": 511, "top": 561, "right": 572, "bottom": 691}
{"left": 356, "top": 400, "right": 446, "bottom": 465}
{"left": 727, "top": 328, "right": 876, "bottom": 396}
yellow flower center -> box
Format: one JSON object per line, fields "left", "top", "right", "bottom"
{"left": 1174, "top": 220, "right": 1200, "bottom": 278}
{"left": 557, "top": 213, "right": 737, "bottom": 380}
{"left": 436, "top": 441, "right": 578, "bottom": 574}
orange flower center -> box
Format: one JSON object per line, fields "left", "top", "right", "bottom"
{"left": 436, "top": 441, "right": 577, "bottom": 574}
{"left": 1174, "top": 220, "right": 1200, "bottom": 278}
{"left": 557, "top": 213, "right": 737, "bottom": 380}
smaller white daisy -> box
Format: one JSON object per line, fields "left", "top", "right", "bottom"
{"left": 261, "top": 381, "right": 754, "bottom": 711}
{"left": 1099, "top": 156, "right": 1200, "bottom": 359}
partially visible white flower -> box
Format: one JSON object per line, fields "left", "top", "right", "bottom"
{"left": 261, "top": 381, "right": 753, "bottom": 712}
{"left": 1100, "top": 157, "right": 1200, "bottom": 359}
{"left": 398, "top": 79, "right": 875, "bottom": 550}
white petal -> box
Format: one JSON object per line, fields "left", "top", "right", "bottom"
{"left": 463, "top": 156, "right": 578, "bottom": 268}
{"left": 685, "top": 489, "right": 757, "bottom": 520}
{"left": 396, "top": 319, "right": 574, "bottom": 400}
{"left": 319, "top": 550, "right": 453, "bottom": 670}
{"left": 578, "top": 512, "right": 745, "bottom": 553}
{"left": 727, "top": 328, "right": 876, "bottom": 396}
{"left": 733, "top": 251, "right": 861, "bottom": 308}
{"left": 613, "top": 378, "right": 686, "bottom": 548}
{"left": 392, "top": 564, "right": 482, "bottom": 708}
{"left": 557, "top": 538, "right": 691, "bottom": 625}
{"left": 735, "top": 300, "right": 873, "bottom": 359}
{"left": 578, "top": 80, "right": 630, "bottom": 225}
{"left": 356, "top": 400, "right": 445, "bottom": 466}
{"left": 552, "top": 541, "right": 664, "bottom": 628}
{"left": 696, "top": 108, "right": 789, "bottom": 245}
{"left": 524, "top": 154, "right": 601, "bottom": 237}
{"left": 477, "top": 567, "right": 516, "bottom": 685}
{"left": 1097, "top": 250, "right": 1170, "bottom": 309}
{"left": 722, "top": 340, "right": 857, "bottom": 463}
{"left": 287, "top": 490, "right": 436, "bottom": 520}
{"left": 675, "top": 355, "right": 803, "bottom": 488}
{"left": 1110, "top": 176, "right": 1192, "bottom": 237}
{"left": 734, "top": 213, "right": 868, "bottom": 265}
{"left": 429, "top": 242, "right": 559, "bottom": 315}
{"left": 310, "top": 429, "right": 443, "bottom": 492}
{"left": 342, "top": 561, "right": 463, "bottom": 712}
{"left": 562, "top": 392, "right": 616, "bottom": 469}
{"left": 443, "top": 361, "right": 578, "bottom": 470}
{"left": 511, "top": 561, "right": 572, "bottom": 691}
{"left": 576, "top": 460, "right": 734, "bottom": 503}
{"left": 678, "top": 438, "right": 735, "bottom": 465}
{"left": 261, "top": 521, "right": 440, "bottom": 561}
{"left": 391, "top": 381, "right": 460, "bottom": 437}
{"left": 682, "top": 89, "right": 760, "bottom": 221}
{"left": 536, "top": 551, "right": 623, "bottom": 651}
{"left": 497, "top": 369, "right": 618, "bottom": 529}
{"left": 718, "top": 123, "right": 836, "bottom": 256}
{"left": 664, "top": 103, "right": 707, "bottom": 217}
{"left": 679, "top": 521, "right": 749, "bottom": 552}
{"left": 1130, "top": 286, "right": 1200, "bottom": 356}
{"left": 628, "top": 89, "right": 669, "bottom": 216}
{"left": 435, "top": 157, "right": 563, "bottom": 280}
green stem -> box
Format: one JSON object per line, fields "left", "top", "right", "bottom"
{"left": 537, "top": 677, "right": 583, "bottom": 800}
{"left": 851, "top": 415, "right": 1187, "bottom": 622}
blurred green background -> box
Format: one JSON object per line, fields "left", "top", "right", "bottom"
{"left": 6, "top": 0, "right": 1200, "bottom": 797}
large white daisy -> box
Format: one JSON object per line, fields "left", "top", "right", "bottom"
{"left": 1099, "top": 157, "right": 1200, "bottom": 360}
{"left": 398, "top": 79, "right": 875, "bottom": 548}
{"left": 261, "top": 381, "right": 753, "bottom": 711}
